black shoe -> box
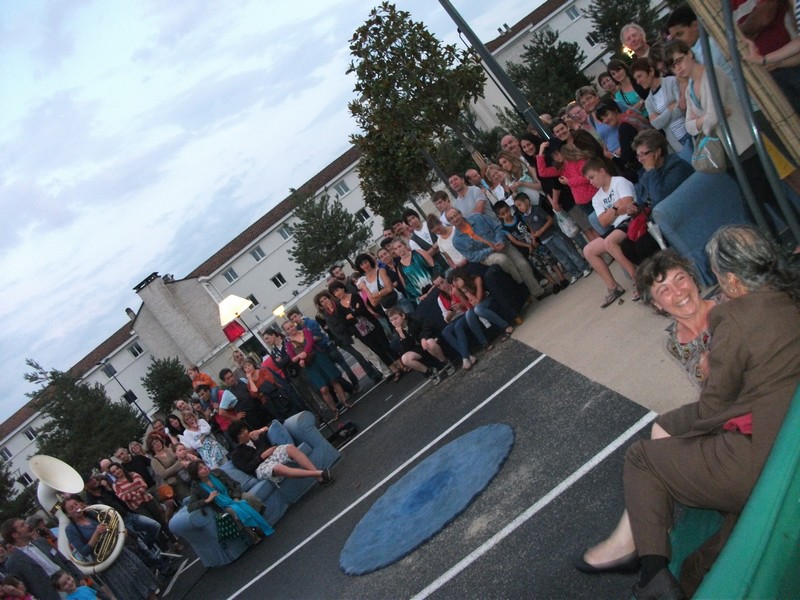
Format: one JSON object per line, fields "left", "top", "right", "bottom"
{"left": 320, "top": 469, "right": 334, "bottom": 484}
{"left": 372, "top": 373, "right": 385, "bottom": 383}
{"left": 632, "top": 568, "right": 686, "bottom": 600}
{"left": 573, "top": 550, "right": 640, "bottom": 574}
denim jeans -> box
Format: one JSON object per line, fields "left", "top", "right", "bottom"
{"left": 543, "top": 232, "right": 589, "bottom": 277}
{"left": 441, "top": 313, "right": 488, "bottom": 359}
{"left": 472, "top": 299, "right": 509, "bottom": 330}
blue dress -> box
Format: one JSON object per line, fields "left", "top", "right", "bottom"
{"left": 201, "top": 473, "right": 275, "bottom": 536}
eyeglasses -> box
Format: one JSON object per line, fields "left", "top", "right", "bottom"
{"left": 636, "top": 150, "right": 654, "bottom": 160}
{"left": 669, "top": 55, "right": 687, "bottom": 68}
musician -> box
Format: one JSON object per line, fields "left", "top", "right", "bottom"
{"left": 63, "top": 498, "right": 158, "bottom": 600}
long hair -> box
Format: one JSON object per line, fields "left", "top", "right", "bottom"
{"left": 706, "top": 225, "right": 800, "bottom": 304}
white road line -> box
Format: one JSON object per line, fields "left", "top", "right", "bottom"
{"left": 227, "top": 354, "right": 548, "bottom": 599}
{"left": 410, "top": 410, "right": 658, "bottom": 600}
{"left": 339, "top": 381, "right": 430, "bottom": 451}
{"left": 163, "top": 558, "right": 194, "bottom": 596}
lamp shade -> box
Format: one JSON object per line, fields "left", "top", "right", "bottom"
{"left": 218, "top": 294, "right": 253, "bottom": 326}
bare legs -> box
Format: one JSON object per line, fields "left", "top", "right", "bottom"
{"left": 582, "top": 423, "right": 670, "bottom": 565}
{"left": 583, "top": 229, "right": 637, "bottom": 294}
{"left": 271, "top": 445, "right": 326, "bottom": 481}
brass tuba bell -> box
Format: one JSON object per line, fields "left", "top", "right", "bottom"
{"left": 29, "top": 455, "right": 126, "bottom": 574}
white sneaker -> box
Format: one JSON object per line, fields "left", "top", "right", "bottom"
{"left": 583, "top": 269, "right": 592, "bottom": 277}
{"left": 569, "top": 275, "right": 578, "bottom": 284}
{"left": 462, "top": 358, "right": 472, "bottom": 370}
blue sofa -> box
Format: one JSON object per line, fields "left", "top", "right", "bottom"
{"left": 652, "top": 172, "right": 749, "bottom": 286}
{"left": 168, "top": 411, "right": 340, "bottom": 567}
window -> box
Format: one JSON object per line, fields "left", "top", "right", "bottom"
{"left": 277, "top": 225, "right": 293, "bottom": 240}
{"left": 333, "top": 180, "right": 350, "bottom": 196}
{"left": 0, "top": 447, "right": 11, "bottom": 461}
{"left": 566, "top": 6, "right": 580, "bottom": 21}
{"left": 223, "top": 268, "right": 238, "bottom": 284}
{"left": 246, "top": 294, "right": 259, "bottom": 307}
{"left": 586, "top": 33, "right": 599, "bottom": 47}
{"left": 23, "top": 427, "right": 38, "bottom": 442}
{"left": 355, "top": 208, "right": 370, "bottom": 223}
{"left": 250, "top": 245, "right": 266, "bottom": 261}
{"left": 17, "top": 473, "right": 33, "bottom": 486}
{"left": 271, "top": 273, "right": 287, "bottom": 289}
{"left": 539, "top": 24, "right": 554, "bottom": 36}
{"left": 128, "top": 342, "right": 144, "bottom": 358}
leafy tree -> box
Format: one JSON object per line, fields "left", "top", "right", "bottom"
{"left": 287, "top": 191, "right": 372, "bottom": 284}
{"left": 506, "top": 29, "right": 592, "bottom": 116}
{"left": 348, "top": 2, "right": 485, "bottom": 206}
{"left": 583, "top": 0, "right": 661, "bottom": 54}
{"left": 24, "top": 360, "right": 146, "bottom": 476}
{"left": 141, "top": 356, "right": 194, "bottom": 415}
{"left": 0, "top": 460, "right": 37, "bottom": 522}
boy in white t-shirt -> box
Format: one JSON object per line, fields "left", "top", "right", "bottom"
{"left": 581, "top": 158, "right": 641, "bottom": 308}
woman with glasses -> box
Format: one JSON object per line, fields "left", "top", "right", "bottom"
{"left": 664, "top": 40, "right": 783, "bottom": 225}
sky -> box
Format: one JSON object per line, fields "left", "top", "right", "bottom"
{"left": 0, "top": 0, "right": 541, "bottom": 421}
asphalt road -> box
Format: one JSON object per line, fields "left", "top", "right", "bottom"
{"left": 165, "top": 340, "right": 653, "bottom": 600}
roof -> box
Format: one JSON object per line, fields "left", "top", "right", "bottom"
{"left": 185, "top": 145, "right": 362, "bottom": 279}
{"left": 485, "top": 0, "right": 569, "bottom": 52}
{"left": 0, "top": 401, "right": 38, "bottom": 441}
{"left": 67, "top": 323, "right": 135, "bottom": 379}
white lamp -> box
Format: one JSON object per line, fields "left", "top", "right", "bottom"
{"left": 218, "top": 294, "right": 254, "bottom": 326}
{"left": 272, "top": 304, "right": 286, "bottom": 319}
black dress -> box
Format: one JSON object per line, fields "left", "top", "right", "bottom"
{"left": 340, "top": 293, "right": 398, "bottom": 367}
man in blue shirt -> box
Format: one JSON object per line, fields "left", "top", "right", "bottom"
{"left": 447, "top": 207, "right": 543, "bottom": 299}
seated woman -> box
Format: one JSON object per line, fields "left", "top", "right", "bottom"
{"left": 576, "top": 225, "right": 800, "bottom": 598}
{"left": 449, "top": 267, "right": 515, "bottom": 345}
{"left": 427, "top": 215, "right": 468, "bottom": 271}
{"left": 179, "top": 411, "right": 228, "bottom": 469}
{"left": 386, "top": 306, "right": 453, "bottom": 385}
{"left": 430, "top": 271, "right": 488, "bottom": 370}
{"left": 227, "top": 421, "right": 332, "bottom": 485}
{"left": 186, "top": 461, "right": 274, "bottom": 545}
{"left": 497, "top": 150, "right": 541, "bottom": 199}
{"left": 581, "top": 158, "right": 641, "bottom": 306}
{"left": 62, "top": 498, "right": 158, "bottom": 600}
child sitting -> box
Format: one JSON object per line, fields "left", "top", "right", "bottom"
{"left": 386, "top": 307, "right": 454, "bottom": 385}
{"left": 493, "top": 200, "right": 568, "bottom": 293}
{"left": 513, "top": 193, "right": 592, "bottom": 285}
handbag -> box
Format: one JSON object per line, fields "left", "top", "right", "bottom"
{"left": 156, "top": 483, "right": 174, "bottom": 501}
{"left": 214, "top": 510, "right": 240, "bottom": 541}
{"left": 376, "top": 272, "right": 399, "bottom": 309}
{"left": 691, "top": 134, "right": 727, "bottom": 173}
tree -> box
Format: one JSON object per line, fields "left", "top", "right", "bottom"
{"left": 506, "top": 30, "right": 592, "bottom": 116}
{"left": 141, "top": 356, "right": 194, "bottom": 415}
{"left": 583, "top": 0, "right": 661, "bottom": 54}
{"left": 24, "top": 360, "right": 146, "bottom": 476}
{"left": 347, "top": 2, "right": 485, "bottom": 205}
{"left": 0, "top": 460, "right": 37, "bottom": 523}
{"left": 287, "top": 191, "right": 372, "bottom": 284}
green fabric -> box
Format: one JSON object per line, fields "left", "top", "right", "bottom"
{"left": 694, "top": 384, "right": 800, "bottom": 599}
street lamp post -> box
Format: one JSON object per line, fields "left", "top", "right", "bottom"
{"left": 98, "top": 361, "right": 152, "bottom": 424}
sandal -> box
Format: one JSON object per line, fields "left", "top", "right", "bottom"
{"left": 632, "top": 285, "right": 641, "bottom": 302}
{"left": 600, "top": 287, "right": 625, "bottom": 308}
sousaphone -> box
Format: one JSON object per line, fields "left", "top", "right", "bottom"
{"left": 29, "top": 455, "right": 126, "bottom": 574}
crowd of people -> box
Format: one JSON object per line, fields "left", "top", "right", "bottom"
{"left": 3, "top": 4, "right": 800, "bottom": 599}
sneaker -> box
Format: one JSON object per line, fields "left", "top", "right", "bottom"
{"left": 552, "top": 285, "right": 561, "bottom": 295}
{"left": 583, "top": 268, "right": 592, "bottom": 278}
{"left": 600, "top": 286, "right": 625, "bottom": 308}
{"left": 444, "top": 363, "right": 456, "bottom": 376}
{"left": 427, "top": 368, "right": 441, "bottom": 385}
{"left": 462, "top": 358, "right": 473, "bottom": 371}
{"left": 569, "top": 275, "right": 578, "bottom": 284}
